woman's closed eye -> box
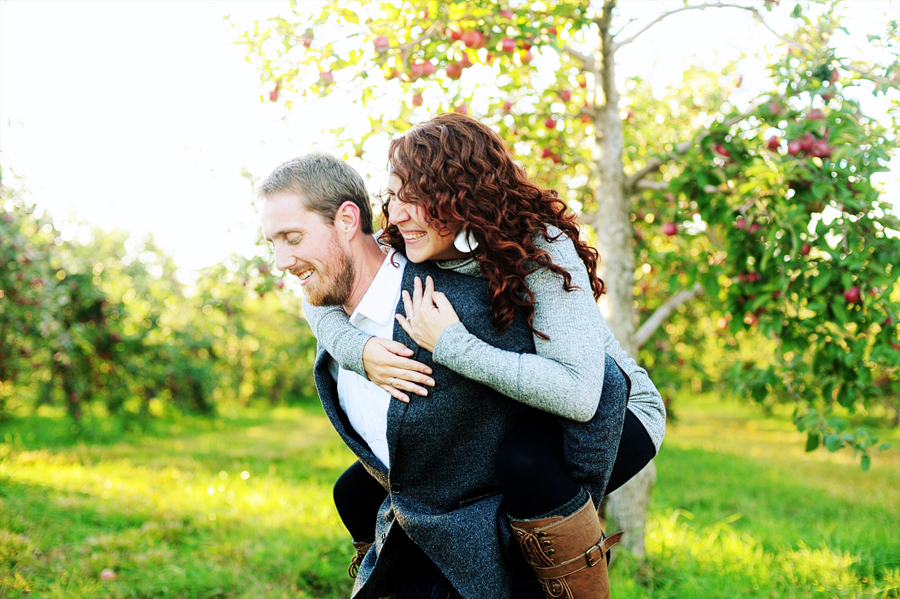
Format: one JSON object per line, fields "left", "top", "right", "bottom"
{"left": 287, "top": 235, "right": 302, "bottom": 245}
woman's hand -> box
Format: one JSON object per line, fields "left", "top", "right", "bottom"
{"left": 363, "top": 337, "right": 434, "bottom": 403}
{"left": 396, "top": 276, "right": 461, "bottom": 353}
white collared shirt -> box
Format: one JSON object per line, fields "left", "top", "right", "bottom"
{"left": 328, "top": 250, "right": 407, "bottom": 468}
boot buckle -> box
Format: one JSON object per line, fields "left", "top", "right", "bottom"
{"left": 585, "top": 544, "right": 601, "bottom": 567}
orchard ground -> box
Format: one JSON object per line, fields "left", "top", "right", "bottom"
{"left": 1, "top": 392, "right": 897, "bottom": 599}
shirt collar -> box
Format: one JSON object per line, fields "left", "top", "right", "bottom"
{"left": 349, "top": 249, "right": 407, "bottom": 328}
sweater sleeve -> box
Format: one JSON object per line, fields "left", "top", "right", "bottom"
{"left": 432, "top": 230, "right": 611, "bottom": 422}
{"left": 302, "top": 299, "right": 370, "bottom": 378}
{"left": 433, "top": 229, "right": 666, "bottom": 450}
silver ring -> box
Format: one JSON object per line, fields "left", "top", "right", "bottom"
{"left": 389, "top": 377, "right": 396, "bottom": 387}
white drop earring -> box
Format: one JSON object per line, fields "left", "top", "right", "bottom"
{"left": 453, "top": 228, "right": 479, "bottom": 253}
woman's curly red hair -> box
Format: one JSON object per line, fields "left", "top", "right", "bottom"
{"left": 380, "top": 112, "right": 604, "bottom": 339}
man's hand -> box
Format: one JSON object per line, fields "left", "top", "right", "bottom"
{"left": 396, "top": 276, "right": 461, "bottom": 354}
{"left": 363, "top": 337, "right": 434, "bottom": 403}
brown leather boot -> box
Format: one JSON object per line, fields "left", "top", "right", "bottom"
{"left": 510, "top": 497, "right": 624, "bottom": 599}
{"left": 347, "top": 540, "right": 372, "bottom": 578}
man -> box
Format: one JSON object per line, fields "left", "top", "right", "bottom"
{"left": 258, "top": 154, "right": 624, "bottom": 599}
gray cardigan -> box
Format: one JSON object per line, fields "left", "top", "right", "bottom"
{"left": 304, "top": 228, "right": 665, "bottom": 452}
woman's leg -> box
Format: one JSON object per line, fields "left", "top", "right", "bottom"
{"left": 604, "top": 409, "right": 656, "bottom": 495}
{"left": 496, "top": 411, "right": 582, "bottom": 519}
{"left": 333, "top": 461, "right": 388, "bottom": 578}
{"left": 333, "top": 460, "right": 388, "bottom": 542}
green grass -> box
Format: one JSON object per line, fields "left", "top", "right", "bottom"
{"left": 1, "top": 395, "right": 898, "bottom": 598}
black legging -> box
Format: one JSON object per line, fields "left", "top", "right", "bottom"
{"left": 332, "top": 408, "right": 656, "bottom": 541}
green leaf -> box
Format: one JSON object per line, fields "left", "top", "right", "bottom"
{"left": 812, "top": 270, "right": 833, "bottom": 295}
{"left": 806, "top": 431, "right": 820, "bottom": 452}
{"left": 832, "top": 300, "right": 850, "bottom": 324}
{"left": 825, "top": 434, "right": 843, "bottom": 452}
{"left": 861, "top": 454, "right": 871, "bottom": 471}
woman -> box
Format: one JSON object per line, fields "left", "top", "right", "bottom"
{"left": 305, "top": 113, "right": 665, "bottom": 597}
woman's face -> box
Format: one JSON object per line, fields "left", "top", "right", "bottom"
{"left": 385, "top": 174, "right": 468, "bottom": 263}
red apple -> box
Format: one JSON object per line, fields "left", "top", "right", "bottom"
{"left": 766, "top": 135, "right": 780, "bottom": 150}
{"left": 503, "top": 100, "right": 513, "bottom": 111}
{"left": 450, "top": 29, "right": 462, "bottom": 41}
{"left": 829, "top": 67, "right": 840, "bottom": 83}
{"left": 462, "top": 30, "right": 484, "bottom": 48}
{"left": 422, "top": 60, "right": 435, "bottom": 76}
{"left": 541, "top": 147, "right": 552, "bottom": 159}
{"left": 501, "top": 37, "right": 517, "bottom": 52}
{"left": 767, "top": 102, "right": 783, "bottom": 115}
{"left": 787, "top": 140, "right": 803, "bottom": 155}
{"left": 446, "top": 63, "right": 463, "bottom": 79}
{"left": 412, "top": 93, "right": 423, "bottom": 107}
{"left": 319, "top": 71, "right": 334, "bottom": 84}
{"left": 519, "top": 49, "right": 533, "bottom": 63}
{"left": 744, "top": 312, "right": 759, "bottom": 326}
{"left": 800, "top": 243, "right": 811, "bottom": 255}
{"left": 258, "top": 264, "right": 270, "bottom": 275}
{"left": 821, "top": 93, "right": 834, "bottom": 102}
{"left": 662, "top": 222, "right": 677, "bottom": 236}
{"left": 809, "top": 138, "right": 832, "bottom": 158}
{"left": 456, "top": 104, "right": 468, "bottom": 115}
{"left": 410, "top": 62, "right": 424, "bottom": 78}
{"left": 547, "top": 26, "right": 558, "bottom": 36}
{"left": 580, "top": 113, "right": 591, "bottom": 124}
{"left": 578, "top": 77, "right": 587, "bottom": 89}
{"left": 499, "top": 8, "right": 514, "bottom": 18}
{"left": 807, "top": 108, "right": 826, "bottom": 121}
{"left": 269, "top": 87, "right": 279, "bottom": 102}
{"left": 276, "top": 280, "right": 286, "bottom": 289}
{"left": 544, "top": 117, "right": 556, "bottom": 129}
{"left": 735, "top": 216, "right": 747, "bottom": 230}
{"left": 459, "top": 53, "right": 473, "bottom": 68}
{"left": 799, "top": 132, "right": 816, "bottom": 151}
{"left": 714, "top": 144, "right": 730, "bottom": 158}
{"left": 844, "top": 286, "right": 861, "bottom": 303}
{"left": 373, "top": 35, "right": 390, "bottom": 51}
{"left": 551, "top": 153, "right": 562, "bottom": 164}
{"left": 559, "top": 89, "right": 572, "bottom": 102}
{"left": 749, "top": 223, "right": 762, "bottom": 233}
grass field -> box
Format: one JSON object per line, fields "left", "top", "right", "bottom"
{"left": 1, "top": 395, "right": 898, "bottom": 598}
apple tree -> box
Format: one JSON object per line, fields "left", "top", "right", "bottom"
{"left": 236, "top": 0, "right": 899, "bottom": 554}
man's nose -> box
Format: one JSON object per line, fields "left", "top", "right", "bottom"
{"left": 273, "top": 246, "right": 295, "bottom": 272}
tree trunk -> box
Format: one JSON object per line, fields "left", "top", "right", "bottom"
{"left": 590, "top": 0, "right": 655, "bottom": 558}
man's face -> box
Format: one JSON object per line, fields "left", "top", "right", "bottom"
{"left": 261, "top": 191, "right": 355, "bottom": 307}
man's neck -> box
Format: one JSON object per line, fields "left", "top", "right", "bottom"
{"left": 342, "top": 236, "right": 390, "bottom": 315}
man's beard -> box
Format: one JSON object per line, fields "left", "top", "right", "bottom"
{"left": 299, "top": 243, "right": 356, "bottom": 307}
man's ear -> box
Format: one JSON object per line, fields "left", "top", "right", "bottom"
{"left": 334, "top": 201, "right": 361, "bottom": 236}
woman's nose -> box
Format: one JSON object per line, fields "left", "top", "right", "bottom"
{"left": 388, "top": 199, "right": 407, "bottom": 224}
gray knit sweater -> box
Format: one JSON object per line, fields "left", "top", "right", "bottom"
{"left": 303, "top": 228, "right": 666, "bottom": 452}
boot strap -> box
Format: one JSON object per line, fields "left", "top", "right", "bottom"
{"left": 532, "top": 531, "right": 624, "bottom": 580}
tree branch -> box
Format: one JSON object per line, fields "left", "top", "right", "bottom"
{"left": 634, "top": 283, "right": 704, "bottom": 348}
{"left": 563, "top": 44, "right": 594, "bottom": 71}
{"left": 624, "top": 111, "right": 749, "bottom": 192}
{"left": 614, "top": 2, "right": 774, "bottom": 51}
{"left": 636, "top": 179, "right": 724, "bottom": 195}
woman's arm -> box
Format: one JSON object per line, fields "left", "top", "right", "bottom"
{"left": 303, "top": 299, "right": 434, "bottom": 402}
{"left": 303, "top": 300, "right": 371, "bottom": 376}
{"left": 426, "top": 232, "right": 608, "bottom": 422}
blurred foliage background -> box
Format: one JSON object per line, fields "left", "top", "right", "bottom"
{"left": 0, "top": 169, "right": 317, "bottom": 429}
